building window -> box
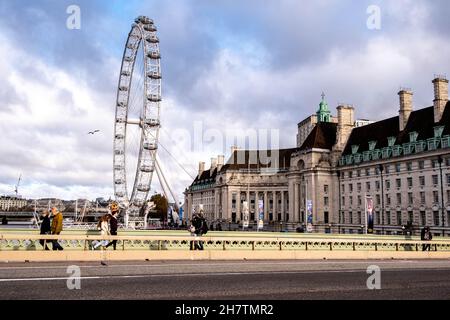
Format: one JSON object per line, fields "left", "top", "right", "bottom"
{"left": 408, "top": 211, "right": 414, "bottom": 223}
{"left": 397, "top": 193, "right": 402, "bottom": 205}
{"left": 386, "top": 180, "right": 391, "bottom": 190}
{"left": 349, "top": 171, "right": 353, "bottom": 179}
{"left": 349, "top": 212, "right": 353, "bottom": 224}
{"left": 432, "top": 175, "right": 439, "bottom": 186}
{"left": 447, "top": 158, "right": 450, "bottom": 167}
{"left": 407, "top": 162, "right": 413, "bottom": 171}
{"left": 446, "top": 174, "right": 450, "bottom": 186}
{"left": 342, "top": 184, "right": 345, "bottom": 193}
{"left": 366, "top": 168, "right": 371, "bottom": 176}
{"left": 396, "top": 179, "right": 401, "bottom": 189}
{"left": 420, "top": 211, "right": 426, "bottom": 226}
{"left": 350, "top": 196, "right": 353, "bottom": 206}
{"left": 419, "top": 161, "right": 425, "bottom": 170}
{"left": 386, "top": 194, "right": 391, "bottom": 206}
{"left": 407, "top": 177, "right": 413, "bottom": 188}
{"left": 385, "top": 165, "right": 390, "bottom": 174}
{"left": 433, "top": 191, "right": 439, "bottom": 204}
{"left": 357, "top": 183, "right": 362, "bottom": 193}
{"left": 432, "top": 160, "right": 439, "bottom": 169}
{"left": 324, "top": 197, "right": 329, "bottom": 206}
{"left": 386, "top": 211, "right": 391, "bottom": 225}
{"left": 324, "top": 212, "right": 329, "bottom": 224}
{"left": 358, "top": 196, "right": 362, "bottom": 206}
{"left": 420, "top": 192, "right": 426, "bottom": 204}
{"left": 434, "top": 211, "right": 440, "bottom": 226}
{"left": 376, "top": 194, "right": 381, "bottom": 205}
{"left": 349, "top": 184, "right": 353, "bottom": 193}
{"left": 396, "top": 163, "right": 401, "bottom": 173}
{"left": 447, "top": 190, "right": 450, "bottom": 203}
{"left": 342, "top": 196, "right": 345, "bottom": 206}
{"left": 357, "top": 170, "right": 361, "bottom": 177}
{"left": 366, "top": 182, "right": 371, "bottom": 192}
{"left": 375, "top": 181, "right": 380, "bottom": 191}
{"left": 419, "top": 176, "right": 425, "bottom": 186}
{"left": 324, "top": 185, "right": 329, "bottom": 193}
{"left": 397, "top": 211, "right": 402, "bottom": 226}
{"left": 408, "top": 192, "right": 413, "bottom": 205}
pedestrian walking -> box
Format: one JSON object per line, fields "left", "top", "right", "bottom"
{"left": 39, "top": 210, "right": 51, "bottom": 250}
{"left": 93, "top": 215, "right": 111, "bottom": 250}
{"left": 421, "top": 226, "right": 433, "bottom": 251}
{"left": 192, "top": 211, "right": 208, "bottom": 250}
{"left": 105, "top": 202, "right": 119, "bottom": 250}
{"left": 50, "top": 207, "right": 64, "bottom": 251}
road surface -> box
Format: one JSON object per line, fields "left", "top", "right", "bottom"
{"left": 0, "top": 260, "right": 449, "bottom": 300}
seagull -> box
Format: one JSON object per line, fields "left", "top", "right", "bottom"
{"left": 88, "top": 130, "right": 100, "bottom": 135}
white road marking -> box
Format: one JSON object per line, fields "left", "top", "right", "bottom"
{"left": 1, "top": 268, "right": 449, "bottom": 283}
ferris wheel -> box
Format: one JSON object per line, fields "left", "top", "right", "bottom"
{"left": 113, "top": 16, "right": 161, "bottom": 216}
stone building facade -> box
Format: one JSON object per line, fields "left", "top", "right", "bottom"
{"left": 184, "top": 76, "right": 450, "bottom": 236}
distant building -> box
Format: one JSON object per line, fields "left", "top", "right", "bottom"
{"left": 185, "top": 76, "right": 450, "bottom": 236}
{"left": 0, "top": 196, "right": 28, "bottom": 211}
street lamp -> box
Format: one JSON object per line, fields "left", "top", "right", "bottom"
{"left": 378, "top": 164, "right": 385, "bottom": 235}
{"left": 438, "top": 156, "right": 445, "bottom": 237}
{"left": 337, "top": 170, "right": 341, "bottom": 234}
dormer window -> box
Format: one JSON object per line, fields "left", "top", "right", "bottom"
{"left": 368, "top": 141, "right": 377, "bottom": 151}
{"left": 434, "top": 126, "right": 444, "bottom": 138}
{"left": 409, "top": 131, "right": 418, "bottom": 143}
{"left": 351, "top": 145, "right": 359, "bottom": 154}
{"left": 388, "top": 136, "right": 396, "bottom": 147}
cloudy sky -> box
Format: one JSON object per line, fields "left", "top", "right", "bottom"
{"left": 1, "top": 0, "right": 450, "bottom": 201}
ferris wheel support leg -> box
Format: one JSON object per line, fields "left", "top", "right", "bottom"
{"left": 155, "top": 158, "right": 179, "bottom": 209}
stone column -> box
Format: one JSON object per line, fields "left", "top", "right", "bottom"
{"left": 294, "top": 183, "right": 299, "bottom": 222}
{"left": 236, "top": 191, "right": 241, "bottom": 221}
{"left": 273, "top": 191, "right": 277, "bottom": 221}
{"left": 288, "top": 182, "right": 295, "bottom": 223}
{"left": 264, "top": 191, "right": 269, "bottom": 221}
{"left": 281, "top": 191, "right": 285, "bottom": 222}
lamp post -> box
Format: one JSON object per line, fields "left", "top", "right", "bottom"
{"left": 438, "top": 156, "right": 445, "bottom": 237}
{"left": 337, "top": 171, "right": 341, "bottom": 234}
{"left": 379, "top": 164, "right": 385, "bottom": 235}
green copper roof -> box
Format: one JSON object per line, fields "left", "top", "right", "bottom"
{"left": 316, "top": 92, "right": 331, "bottom": 123}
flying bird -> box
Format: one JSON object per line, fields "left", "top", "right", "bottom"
{"left": 88, "top": 130, "right": 100, "bottom": 135}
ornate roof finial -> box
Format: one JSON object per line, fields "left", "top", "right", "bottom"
{"left": 321, "top": 92, "right": 326, "bottom": 101}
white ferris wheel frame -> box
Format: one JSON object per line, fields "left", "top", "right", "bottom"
{"left": 113, "top": 16, "right": 161, "bottom": 216}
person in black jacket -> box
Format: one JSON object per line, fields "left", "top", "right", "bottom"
{"left": 105, "top": 203, "right": 119, "bottom": 250}
{"left": 39, "top": 210, "right": 51, "bottom": 250}
{"left": 193, "top": 212, "right": 208, "bottom": 250}
{"left": 421, "top": 226, "right": 433, "bottom": 251}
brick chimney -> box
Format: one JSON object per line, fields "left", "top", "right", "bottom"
{"left": 210, "top": 157, "right": 217, "bottom": 173}
{"left": 335, "top": 105, "right": 355, "bottom": 150}
{"left": 433, "top": 76, "right": 449, "bottom": 123}
{"left": 398, "top": 89, "right": 413, "bottom": 131}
